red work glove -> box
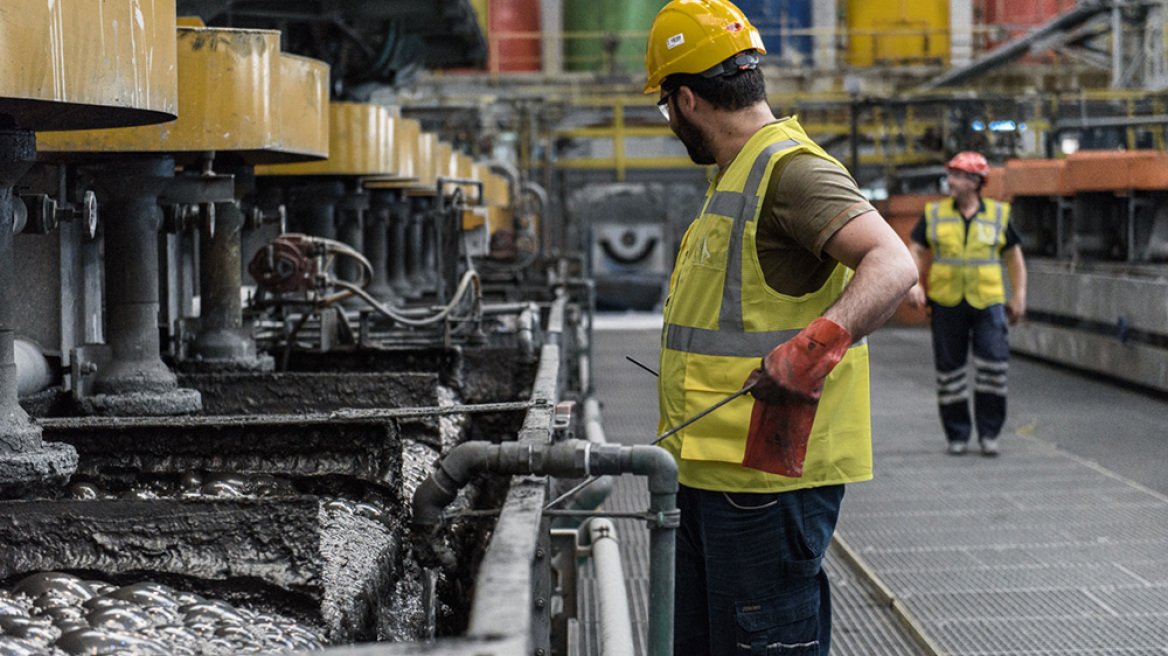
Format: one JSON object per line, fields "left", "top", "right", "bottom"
{"left": 741, "top": 317, "right": 852, "bottom": 477}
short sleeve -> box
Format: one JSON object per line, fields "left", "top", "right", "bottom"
{"left": 910, "top": 216, "right": 928, "bottom": 247}
{"left": 1003, "top": 220, "right": 1022, "bottom": 250}
{"left": 765, "top": 154, "right": 875, "bottom": 258}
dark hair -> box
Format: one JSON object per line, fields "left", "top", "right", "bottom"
{"left": 661, "top": 67, "right": 766, "bottom": 112}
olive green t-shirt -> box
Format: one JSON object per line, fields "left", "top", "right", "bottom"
{"left": 754, "top": 153, "right": 874, "bottom": 296}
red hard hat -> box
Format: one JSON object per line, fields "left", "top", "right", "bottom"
{"left": 946, "top": 151, "right": 989, "bottom": 177}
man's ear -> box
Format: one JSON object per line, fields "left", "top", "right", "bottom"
{"left": 674, "top": 86, "right": 698, "bottom": 115}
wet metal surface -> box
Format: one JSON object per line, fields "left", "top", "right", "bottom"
{"left": 0, "top": 477, "right": 425, "bottom": 643}
{"left": 0, "top": 571, "right": 323, "bottom": 655}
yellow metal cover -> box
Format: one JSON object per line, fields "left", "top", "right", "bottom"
{"left": 0, "top": 0, "right": 179, "bottom": 131}
{"left": 845, "top": 0, "right": 949, "bottom": 67}
{"left": 273, "top": 53, "right": 330, "bottom": 161}
{"left": 413, "top": 132, "right": 441, "bottom": 193}
{"left": 481, "top": 172, "right": 514, "bottom": 239}
{"left": 433, "top": 142, "right": 456, "bottom": 196}
{"left": 38, "top": 26, "right": 283, "bottom": 161}
{"left": 392, "top": 118, "right": 421, "bottom": 182}
{"left": 403, "top": 134, "right": 442, "bottom": 196}
{"left": 256, "top": 102, "right": 396, "bottom": 177}
{"left": 456, "top": 154, "right": 477, "bottom": 202}
{"left": 488, "top": 203, "right": 515, "bottom": 243}
{"left": 484, "top": 172, "right": 509, "bottom": 207}
{"left": 364, "top": 117, "right": 429, "bottom": 190}
{"left": 468, "top": 162, "right": 491, "bottom": 204}
{"left": 463, "top": 207, "right": 488, "bottom": 231}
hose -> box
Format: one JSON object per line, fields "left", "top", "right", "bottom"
{"left": 330, "top": 269, "right": 481, "bottom": 327}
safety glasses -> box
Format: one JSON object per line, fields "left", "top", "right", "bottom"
{"left": 657, "top": 88, "right": 677, "bottom": 120}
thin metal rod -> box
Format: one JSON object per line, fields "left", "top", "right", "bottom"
{"left": 544, "top": 475, "right": 600, "bottom": 510}
{"left": 652, "top": 381, "right": 755, "bottom": 445}
{"left": 626, "top": 355, "right": 659, "bottom": 377}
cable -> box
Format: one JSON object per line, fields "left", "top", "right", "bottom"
{"left": 330, "top": 269, "right": 482, "bottom": 327}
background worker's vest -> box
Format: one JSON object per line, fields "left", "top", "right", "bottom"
{"left": 925, "top": 198, "right": 1011, "bottom": 308}
{"left": 657, "top": 118, "right": 872, "bottom": 493}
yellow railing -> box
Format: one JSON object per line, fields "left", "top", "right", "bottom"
{"left": 550, "top": 90, "right": 1168, "bottom": 179}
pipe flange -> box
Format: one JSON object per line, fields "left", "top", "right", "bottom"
{"left": 179, "top": 354, "right": 275, "bottom": 374}
{"left": 76, "top": 388, "right": 202, "bottom": 417}
{"left": 0, "top": 442, "right": 79, "bottom": 499}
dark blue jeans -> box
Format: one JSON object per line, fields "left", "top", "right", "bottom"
{"left": 929, "top": 301, "right": 1009, "bottom": 443}
{"left": 675, "top": 483, "right": 845, "bottom": 656}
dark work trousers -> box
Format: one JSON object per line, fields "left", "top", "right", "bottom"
{"left": 929, "top": 301, "right": 1009, "bottom": 443}
{"left": 674, "top": 483, "right": 844, "bottom": 656}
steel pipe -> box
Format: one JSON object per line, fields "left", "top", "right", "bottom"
{"left": 13, "top": 338, "right": 52, "bottom": 397}
{"left": 411, "top": 438, "right": 677, "bottom": 656}
{"left": 585, "top": 518, "right": 635, "bottom": 656}
{"left": 364, "top": 190, "right": 397, "bottom": 303}
{"left": 192, "top": 199, "right": 270, "bottom": 370}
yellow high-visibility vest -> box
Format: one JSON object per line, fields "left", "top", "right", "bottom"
{"left": 657, "top": 118, "right": 872, "bottom": 493}
{"left": 924, "top": 198, "right": 1011, "bottom": 308}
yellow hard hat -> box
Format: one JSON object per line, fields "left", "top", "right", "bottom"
{"left": 644, "top": 0, "right": 766, "bottom": 93}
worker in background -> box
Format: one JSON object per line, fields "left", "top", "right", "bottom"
{"left": 905, "top": 151, "right": 1028, "bottom": 457}
{"left": 645, "top": 0, "right": 917, "bottom": 653}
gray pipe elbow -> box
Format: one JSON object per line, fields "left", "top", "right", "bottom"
{"left": 411, "top": 441, "right": 495, "bottom": 529}
{"left": 629, "top": 446, "right": 679, "bottom": 496}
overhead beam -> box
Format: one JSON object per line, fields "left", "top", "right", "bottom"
{"left": 917, "top": 1, "right": 1113, "bottom": 90}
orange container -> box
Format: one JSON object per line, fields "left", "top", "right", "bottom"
{"left": 1003, "top": 159, "right": 1070, "bottom": 198}
{"left": 1066, "top": 150, "right": 1168, "bottom": 192}
{"left": 874, "top": 194, "right": 945, "bottom": 325}
{"left": 982, "top": 166, "right": 1007, "bottom": 201}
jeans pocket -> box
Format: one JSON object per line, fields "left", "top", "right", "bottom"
{"left": 734, "top": 596, "right": 819, "bottom": 655}
{"left": 721, "top": 491, "right": 781, "bottom": 511}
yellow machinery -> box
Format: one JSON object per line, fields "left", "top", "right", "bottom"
{"left": 0, "top": 0, "right": 178, "bottom": 131}
{"left": 0, "top": 0, "right": 180, "bottom": 491}
{"left": 33, "top": 23, "right": 329, "bottom": 407}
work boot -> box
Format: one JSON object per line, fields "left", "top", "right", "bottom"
{"left": 980, "top": 438, "right": 1000, "bottom": 457}
{"left": 947, "top": 440, "right": 968, "bottom": 456}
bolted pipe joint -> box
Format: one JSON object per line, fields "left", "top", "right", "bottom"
{"left": 410, "top": 438, "right": 679, "bottom": 656}
{"left": 411, "top": 440, "right": 679, "bottom": 529}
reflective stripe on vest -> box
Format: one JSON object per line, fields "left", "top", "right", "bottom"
{"left": 657, "top": 119, "right": 872, "bottom": 493}
{"left": 666, "top": 324, "right": 867, "bottom": 358}
{"left": 705, "top": 138, "right": 798, "bottom": 334}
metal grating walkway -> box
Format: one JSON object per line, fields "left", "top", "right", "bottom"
{"left": 587, "top": 317, "right": 1168, "bottom": 656}
{"left": 840, "top": 326, "right": 1168, "bottom": 656}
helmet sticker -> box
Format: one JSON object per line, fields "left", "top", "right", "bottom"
{"left": 726, "top": 21, "right": 744, "bottom": 32}
{"left": 666, "top": 33, "right": 685, "bottom": 50}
